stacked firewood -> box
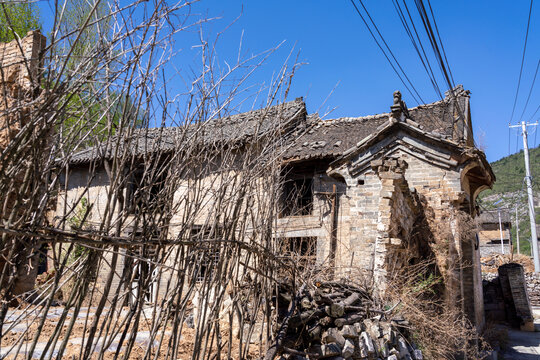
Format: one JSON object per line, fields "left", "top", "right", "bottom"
{"left": 266, "top": 282, "right": 423, "bottom": 360}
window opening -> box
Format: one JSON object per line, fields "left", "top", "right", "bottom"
{"left": 281, "top": 176, "right": 313, "bottom": 216}
{"left": 125, "top": 166, "right": 166, "bottom": 215}
{"left": 190, "top": 226, "right": 221, "bottom": 282}
{"left": 37, "top": 243, "right": 48, "bottom": 275}
{"left": 278, "top": 237, "right": 317, "bottom": 271}
{"left": 130, "top": 245, "right": 158, "bottom": 304}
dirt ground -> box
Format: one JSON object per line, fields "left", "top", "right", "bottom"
{"left": 1, "top": 306, "right": 262, "bottom": 360}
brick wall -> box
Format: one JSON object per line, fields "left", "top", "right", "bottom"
{"left": 0, "top": 31, "right": 47, "bottom": 298}
{"left": 498, "top": 263, "right": 534, "bottom": 331}
{"left": 0, "top": 31, "right": 46, "bottom": 146}
{"left": 330, "top": 131, "right": 487, "bottom": 326}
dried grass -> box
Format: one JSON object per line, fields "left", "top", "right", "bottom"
{"left": 383, "top": 261, "right": 490, "bottom": 360}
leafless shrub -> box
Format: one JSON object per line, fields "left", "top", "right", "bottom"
{"left": 0, "top": 1, "right": 309, "bottom": 359}
{"left": 383, "top": 259, "right": 488, "bottom": 360}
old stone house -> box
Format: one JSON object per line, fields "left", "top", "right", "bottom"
{"left": 55, "top": 85, "right": 494, "bottom": 328}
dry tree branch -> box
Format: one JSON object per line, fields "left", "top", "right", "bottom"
{"left": 0, "top": 1, "right": 313, "bottom": 359}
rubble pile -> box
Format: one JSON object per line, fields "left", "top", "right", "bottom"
{"left": 481, "top": 253, "right": 535, "bottom": 275}
{"left": 481, "top": 253, "right": 540, "bottom": 306}
{"left": 524, "top": 272, "right": 540, "bottom": 306}
{"left": 269, "top": 282, "right": 422, "bottom": 360}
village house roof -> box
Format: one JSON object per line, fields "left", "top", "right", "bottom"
{"left": 68, "top": 86, "right": 473, "bottom": 166}
{"left": 478, "top": 211, "right": 512, "bottom": 225}
{"left": 283, "top": 86, "right": 471, "bottom": 162}
{"left": 68, "top": 98, "right": 307, "bottom": 165}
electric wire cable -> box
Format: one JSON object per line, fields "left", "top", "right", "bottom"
{"left": 413, "top": 0, "right": 454, "bottom": 91}
{"left": 350, "top": 0, "right": 470, "bottom": 138}
{"left": 519, "top": 59, "right": 540, "bottom": 122}
{"left": 510, "top": 0, "right": 535, "bottom": 124}
{"left": 529, "top": 104, "right": 540, "bottom": 122}
{"left": 411, "top": 0, "right": 470, "bottom": 140}
{"left": 509, "top": 126, "right": 512, "bottom": 157}
{"left": 426, "top": 0, "right": 455, "bottom": 86}
{"left": 349, "top": 0, "right": 424, "bottom": 104}
{"left": 392, "top": 0, "right": 443, "bottom": 99}
{"left": 534, "top": 122, "right": 538, "bottom": 148}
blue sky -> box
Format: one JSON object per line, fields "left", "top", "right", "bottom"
{"left": 38, "top": 1, "right": 540, "bottom": 163}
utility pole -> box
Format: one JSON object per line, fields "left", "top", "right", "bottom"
{"left": 516, "top": 205, "right": 520, "bottom": 255}
{"left": 498, "top": 209, "right": 505, "bottom": 254}
{"left": 510, "top": 121, "right": 539, "bottom": 272}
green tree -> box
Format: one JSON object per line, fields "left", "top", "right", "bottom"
{"left": 55, "top": 1, "right": 145, "bottom": 147}
{"left": 0, "top": 2, "right": 41, "bottom": 42}
{"left": 56, "top": 0, "right": 113, "bottom": 73}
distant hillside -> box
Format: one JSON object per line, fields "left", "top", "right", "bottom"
{"left": 479, "top": 145, "right": 540, "bottom": 256}
{"left": 481, "top": 145, "right": 540, "bottom": 198}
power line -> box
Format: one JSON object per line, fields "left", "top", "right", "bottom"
{"left": 391, "top": 0, "right": 444, "bottom": 99}
{"left": 349, "top": 0, "right": 425, "bottom": 104}
{"left": 510, "top": 0, "right": 534, "bottom": 124}
{"left": 516, "top": 130, "right": 520, "bottom": 154}
{"left": 349, "top": 0, "right": 471, "bottom": 141}
{"left": 508, "top": 127, "right": 512, "bottom": 156}
{"left": 411, "top": 0, "right": 470, "bottom": 136}
{"left": 519, "top": 59, "right": 540, "bottom": 122}
{"left": 388, "top": 0, "right": 470, "bottom": 136}
{"left": 413, "top": 0, "right": 455, "bottom": 91}
{"left": 425, "top": 0, "right": 455, "bottom": 86}
{"left": 535, "top": 121, "right": 539, "bottom": 148}
{"left": 529, "top": 103, "right": 540, "bottom": 122}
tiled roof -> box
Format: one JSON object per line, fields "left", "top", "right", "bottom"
{"left": 479, "top": 211, "right": 511, "bottom": 225}
{"left": 282, "top": 113, "right": 389, "bottom": 161}
{"left": 68, "top": 98, "right": 307, "bottom": 165}
{"left": 68, "top": 86, "right": 472, "bottom": 166}
{"left": 283, "top": 86, "right": 470, "bottom": 161}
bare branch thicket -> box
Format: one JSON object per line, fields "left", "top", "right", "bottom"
{"left": 383, "top": 259, "right": 488, "bottom": 360}
{"left": 379, "top": 208, "right": 488, "bottom": 360}
{"left": 0, "top": 1, "right": 318, "bottom": 359}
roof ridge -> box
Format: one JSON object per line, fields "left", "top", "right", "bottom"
{"left": 318, "top": 113, "right": 389, "bottom": 127}
{"left": 317, "top": 91, "right": 467, "bottom": 127}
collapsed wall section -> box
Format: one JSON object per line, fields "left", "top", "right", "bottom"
{"left": 330, "top": 131, "right": 487, "bottom": 327}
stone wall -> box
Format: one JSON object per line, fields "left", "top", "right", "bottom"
{"left": 331, "top": 132, "right": 486, "bottom": 327}
{"left": 498, "top": 263, "right": 534, "bottom": 331}
{"left": 479, "top": 243, "right": 512, "bottom": 258}
{"left": 524, "top": 272, "right": 540, "bottom": 307}
{"left": 484, "top": 268, "right": 538, "bottom": 330}
{"left": 369, "top": 158, "right": 422, "bottom": 286}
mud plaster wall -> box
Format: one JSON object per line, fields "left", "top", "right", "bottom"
{"left": 61, "top": 160, "right": 351, "bottom": 301}
{"left": 56, "top": 166, "right": 117, "bottom": 228}
{"left": 59, "top": 138, "right": 486, "bottom": 321}
{"left": 57, "top": 166, "right": 128, "bottom": 302}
